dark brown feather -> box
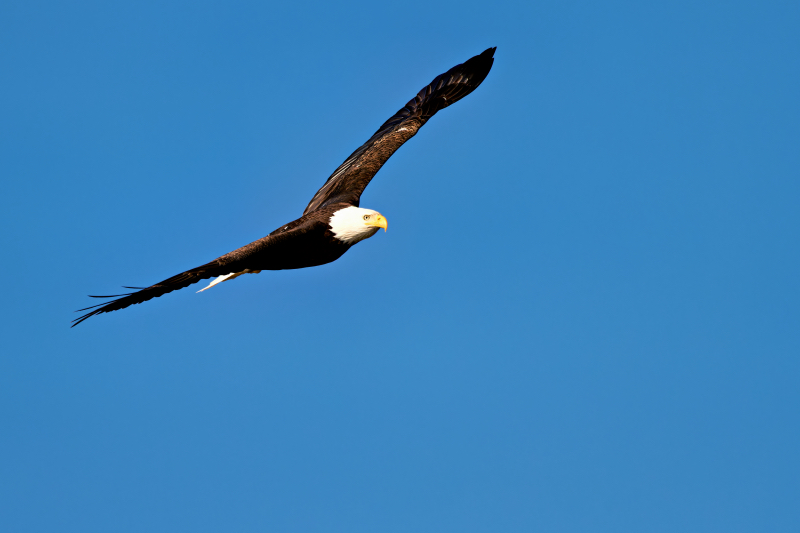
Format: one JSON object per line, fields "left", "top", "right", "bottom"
{"left": 72, "top": 208, "right": 346, "bottom": 326}
{"left": 302, "top": 47, "right": 495, "bottom": 215}
{"left": 72, "top": 259, "right": 232, "bottom": 326}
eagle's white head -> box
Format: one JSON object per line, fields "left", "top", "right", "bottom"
{"left": 329, "top": 206, "right": 388, "bottom": 245}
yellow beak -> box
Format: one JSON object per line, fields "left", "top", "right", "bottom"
{"left": 367, "top": 214, "right": 388, "bottom": 232}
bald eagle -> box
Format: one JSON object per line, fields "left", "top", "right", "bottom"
{"left": 74, "top": 47, "right": 495, "bottom": 326}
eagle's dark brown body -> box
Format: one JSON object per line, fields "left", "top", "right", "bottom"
{"left": 228, "top": 204, "right": 353, "bottom": 271}
{"left": 74, "top": 48, "right": 495, "bottom": 326}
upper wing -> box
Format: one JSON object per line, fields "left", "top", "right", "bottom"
{"left": 72, "top": 228, "right": 295, "bottom": 327}
{"left": 302, "top": 47, "right": 495, "bottom": 215}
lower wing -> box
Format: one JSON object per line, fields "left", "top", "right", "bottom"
{"left": 72, "top": 257, "right": 243, "bottom": 327}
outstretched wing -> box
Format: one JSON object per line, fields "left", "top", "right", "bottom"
{"left": 302, "top": 47, "right": 495, "bottom": 215}
{"left": 72, "top": 230, "right": 287, "bottom": 327}
{"left": 73, "top": 260, "right": 235, "bottom": 327}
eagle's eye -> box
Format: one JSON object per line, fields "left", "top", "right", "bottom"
{"left": 363, "top": 215, "right": 370, "bottom": 220}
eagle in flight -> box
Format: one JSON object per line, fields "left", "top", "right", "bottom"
{"left": 74, "top": 47, "right": 496, "bottom": 326}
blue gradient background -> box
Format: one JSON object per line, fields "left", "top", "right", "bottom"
{"left": 2, "top": 1, "right": 799, "bottom": 531}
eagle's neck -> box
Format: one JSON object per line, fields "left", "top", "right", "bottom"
{"left": 328, "top": 206, "right": 380, "bottom": 245}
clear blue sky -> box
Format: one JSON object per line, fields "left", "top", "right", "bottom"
{"left": 2, "top": 1, "right": 799, "bottom": 531}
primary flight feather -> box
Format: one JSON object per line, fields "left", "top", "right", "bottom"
{"left": 74, "top": 47, "right": 496, "bottom": 326}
